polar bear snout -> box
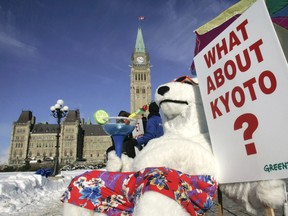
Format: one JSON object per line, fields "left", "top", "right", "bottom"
{"left": 157, "top": 86, "right": 170, "bottom": 96}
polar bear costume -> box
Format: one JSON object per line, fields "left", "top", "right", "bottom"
{"left": 62, "top": 77, "right": 286, "bottom": 215}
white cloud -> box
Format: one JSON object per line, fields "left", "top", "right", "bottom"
{"left": 0, "top": 32, "right": 37, "bottom": 56}
{"left": 0, "top": 5, "right": 37, "bottom": 57}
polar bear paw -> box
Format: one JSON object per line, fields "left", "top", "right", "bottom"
{"left": 251, "top": 179, "right": 286, "bottom": 210}
{"left": 220, "top": 179, "right": 286, "bottom": 215}
{"left": 106, "top": 151, "right": 122, "bottom": 172}
{"left": 121, "top": 154, "right": 134, "bottom": 172}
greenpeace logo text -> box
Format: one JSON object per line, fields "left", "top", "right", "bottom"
{"left": 264, "top": 162, "right": 288, "bottom": 173}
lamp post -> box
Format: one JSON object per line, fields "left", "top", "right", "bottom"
{"left": 50, "top": 99, "right": 69, "bottom": 176}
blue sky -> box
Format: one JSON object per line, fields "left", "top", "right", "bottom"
{"left": 0, "top": 0, "right": 238, "bottom": 163}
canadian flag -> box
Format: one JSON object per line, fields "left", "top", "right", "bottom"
{"left": 138, "top": 16, "right": 145, "bottom": 20}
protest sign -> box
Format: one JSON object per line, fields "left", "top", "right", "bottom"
{"left": 194, "top": 0, "right": 288, "bottom": 183}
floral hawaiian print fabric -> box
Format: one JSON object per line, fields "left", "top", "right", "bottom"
{"left": 61, "top": 167, "right": 218, "bottom": 216}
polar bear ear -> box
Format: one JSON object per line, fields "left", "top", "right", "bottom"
{"left": 173, "top": 75, "right": 198, "bottom": 86}
{"left": 191, "top": 77, "right": 198, "bottom": 84}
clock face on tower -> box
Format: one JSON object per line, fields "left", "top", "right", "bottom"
{"left": 136, "top": 56, "right": 144, "bottom": 64}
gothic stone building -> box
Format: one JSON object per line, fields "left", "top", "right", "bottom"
{"left": 8, "top": 24, "right": 151, "bottom": 166}
{"left": 9, "top": 110, "right": 112, "bottom": 165}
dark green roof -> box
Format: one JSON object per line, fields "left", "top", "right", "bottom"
{"left": 82, "top": 124, "right": 107, "bottom": 136}
{"left": 135, "top": 26, "right": 146, "bottom": 53}
{"left": 32, "top": 124, "right": 58, "bottom": 133}
{"left": 64, "top": 109, "right": 81, "bottom": 122}
{"left": 16, "top": 111, "right": 34, "bottom": 123}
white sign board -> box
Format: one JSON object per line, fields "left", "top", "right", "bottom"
{"left": 194, "top": 0, "right": 288, "bottom": 183}
{"left": 132, "top": 119, "right": 145, "bottom": 139}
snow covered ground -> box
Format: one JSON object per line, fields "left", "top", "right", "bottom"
{"left": 0, "top": 170, "right": 90, "bottom": 216}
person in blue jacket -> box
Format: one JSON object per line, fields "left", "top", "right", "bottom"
{"left": 106, "top": 103, "right": 163, "bottom": 159}
{"left": 135, "top": 102, "right": 164, "bottom": 150}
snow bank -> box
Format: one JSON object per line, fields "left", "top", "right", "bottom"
{"left": 0, "top": 170, "right": 89, "bottom": 216}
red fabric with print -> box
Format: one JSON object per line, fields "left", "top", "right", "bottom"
{"left": 61, "top": 167, "right": 218, "bottom": 216}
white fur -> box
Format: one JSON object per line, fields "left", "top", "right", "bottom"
{"left": 105, "top": 148, "right": 136, "bottom": 172}
{"left": 220, "top": 179, "right": 286, "bottom": 214}
{"left": 63, "top": 80, "right": 286, "bottom": 215}
{"left": 63, "top": 203, "right": 106, "bottom": 216}
{"left": 121, "top": 153, "right": 134, "bottom": 172}
{"left": 133, "top": 192, "right": 190, "bottom": 216}
{"left": 105, "top": 151, "right": 122, "bottom": 172}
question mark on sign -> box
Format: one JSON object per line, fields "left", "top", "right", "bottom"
{"left": 234, "top": 113, "right": 259, "bottom": 155}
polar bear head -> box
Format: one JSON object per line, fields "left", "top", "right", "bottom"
{"left": 155, "top": 76, "right": 209, "bottom": 137}
{"left": 132, "top": 76, "right": 216, "bottom": 175}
